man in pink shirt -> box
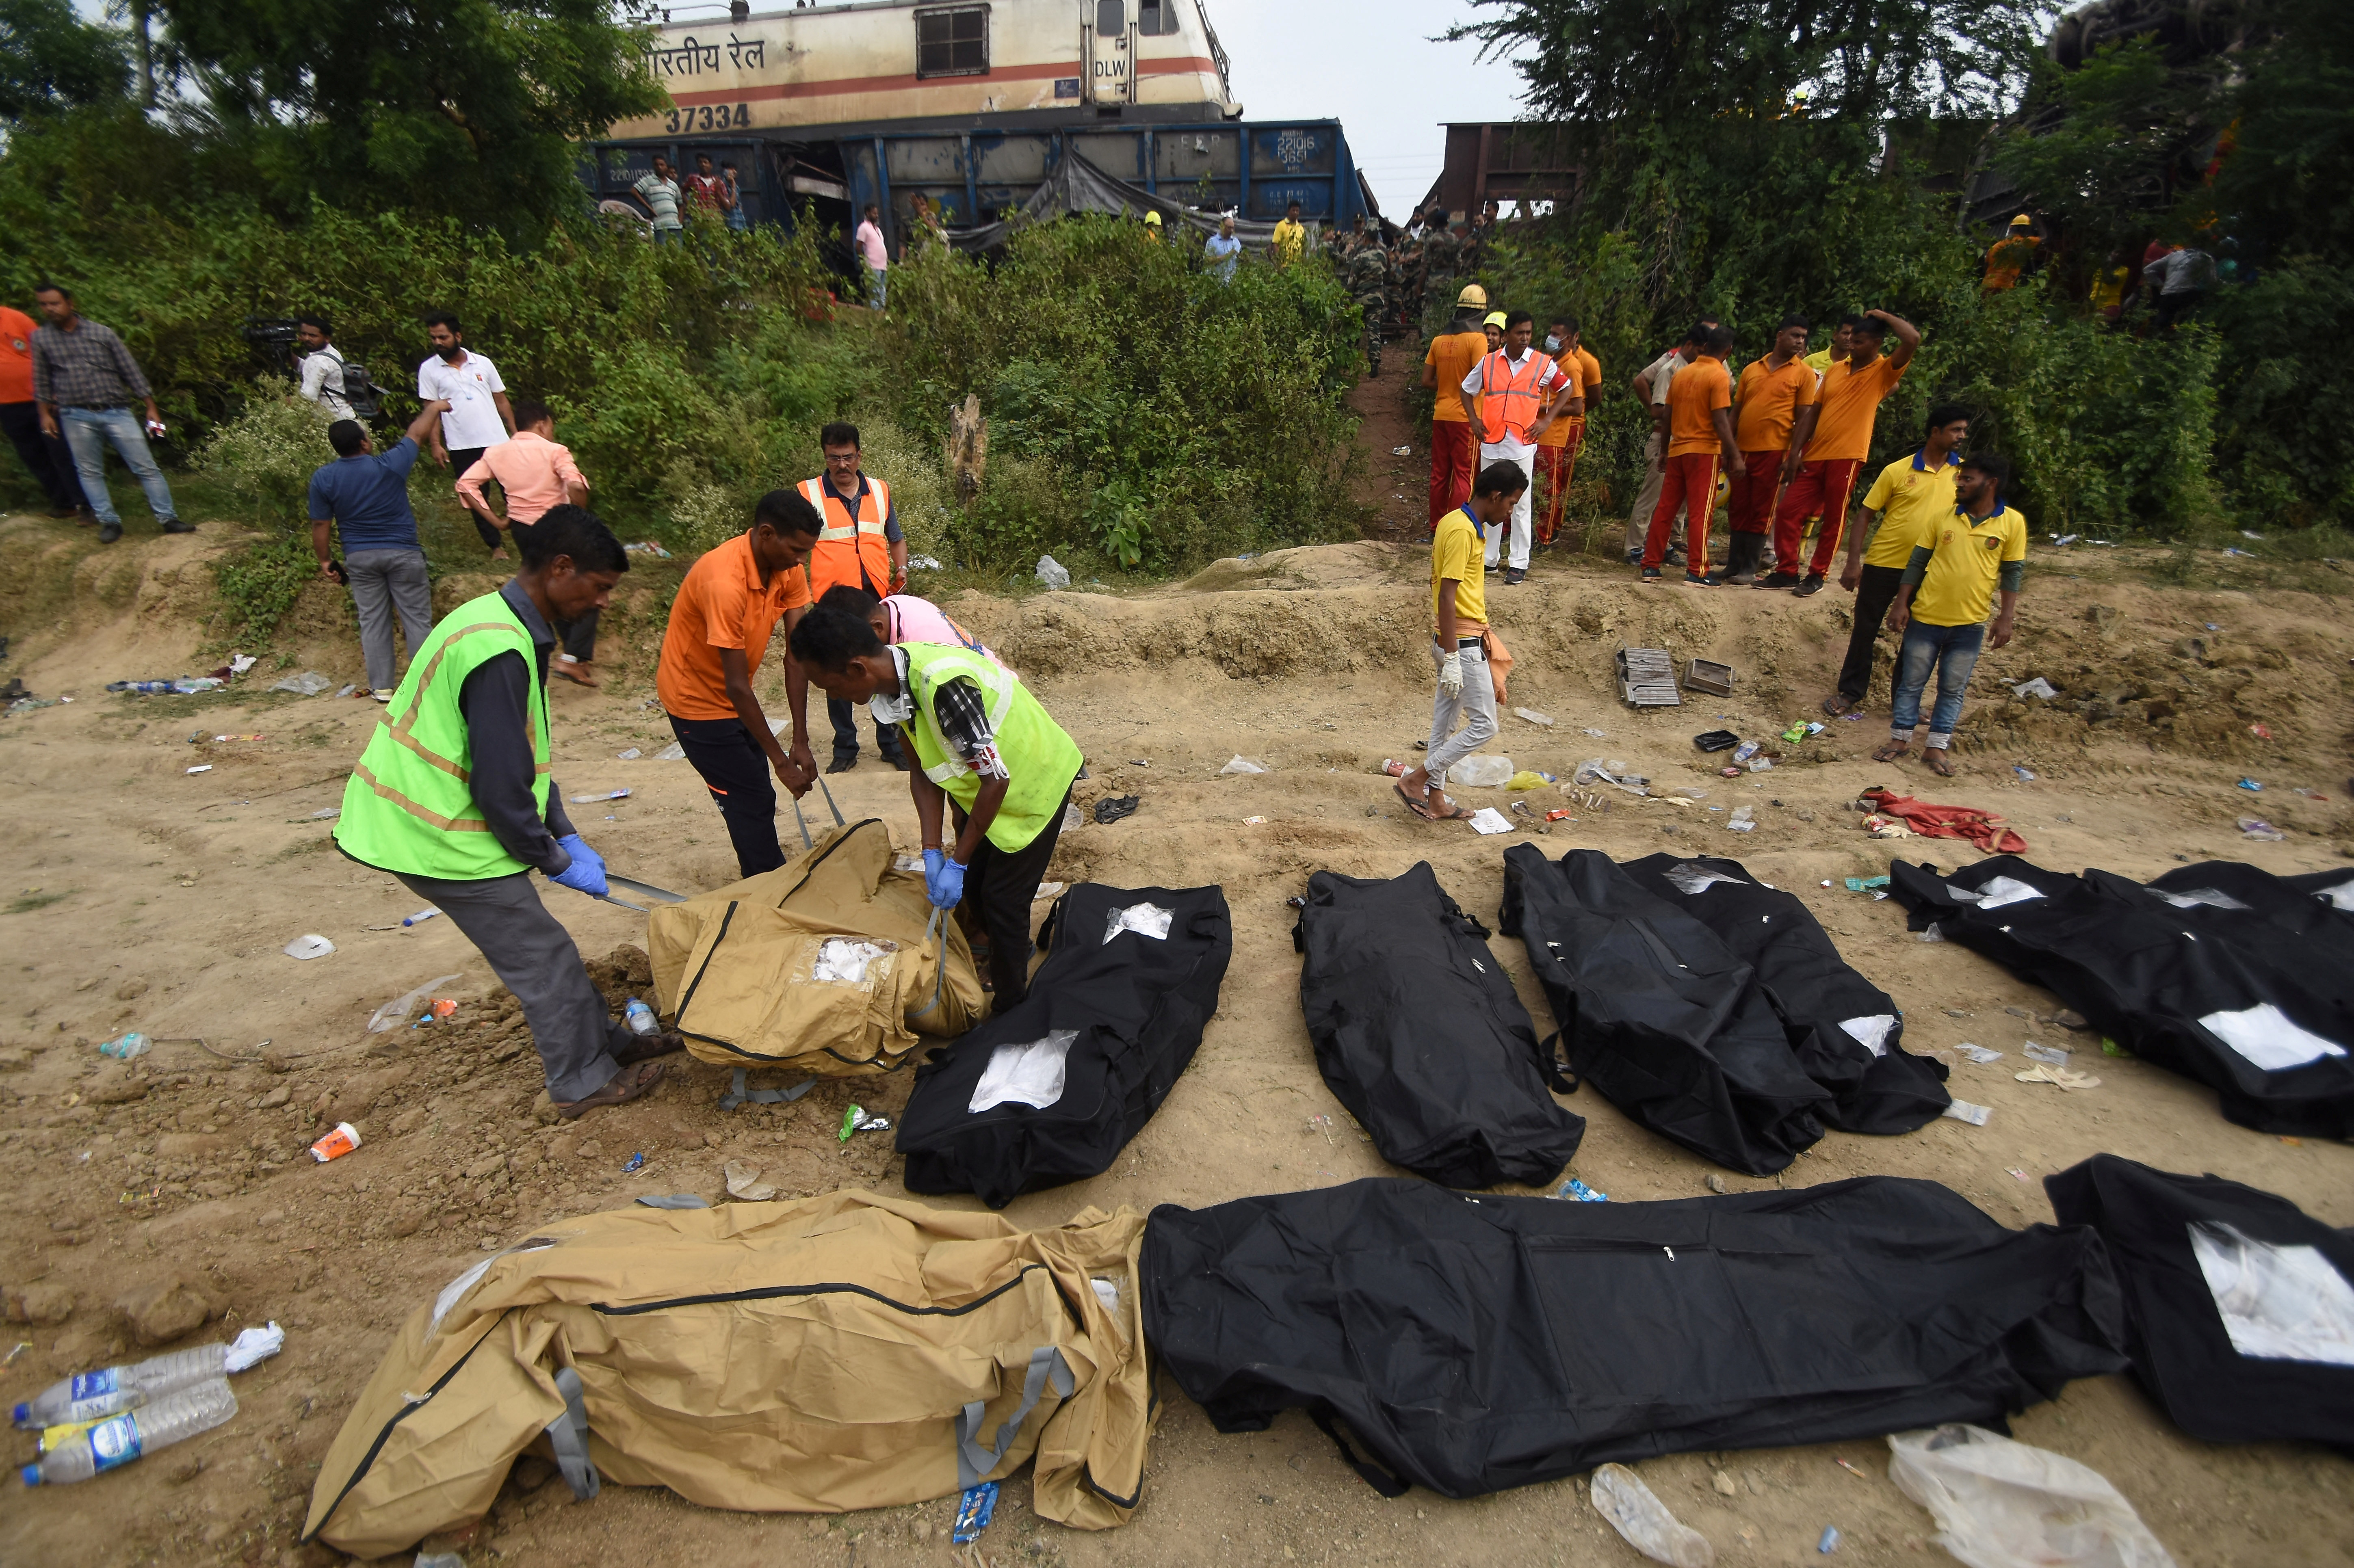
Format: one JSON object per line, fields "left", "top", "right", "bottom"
{"left": 855, "top": 203, "right": 890, "bottom": 311}
{"left": 457, "top": 401, "right": 604, "bottom": 684}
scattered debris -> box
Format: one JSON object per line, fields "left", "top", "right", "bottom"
{"left": 1941, "top": 1099, "right": 1992, "bottom": 1125}
{"left": 1218, "top": 755, "right": 1268, "bottom": 776}
{"left": 2239, "top": 818, "right": 2284, "bottom": 841}
{"left": 269, "top": 671, "right": 334, "bottom": 696}
{"left": 282, "top": 934, "right": 336, "bottom": 960}
{"left": 1467, "top": 807, "right": 1513, "bottom": 835}
{"left": 1094, "top": 795, "right": 1141, "bottom": 824}
{"left": 2014, "top": 1064, "right": 2102, "bottom": 1091}
{"left": 1694, "top": 730, "right": 1740, "bottom": 753}
{"left": 1683, "top": 658, "right": 1735, "bottom": 697}
{"left": 308, "top": 1122, "right": 362, "bottom": 1162}
{"left": 2011, "top": 677, "right": 2058, "bottom": 700}
{"left": 1513, "top": 707, "right": 1555, "bottom": 726}
{"left": 1618, "top": 647, "right": 1681, "bottom": 707}
{"left": 1552, "top": 1178, "right": 1609, "bottom": 1202}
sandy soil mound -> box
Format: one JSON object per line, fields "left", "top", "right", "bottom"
{"left": 2, "top": 526, "right": 2349, "bottom": 1568}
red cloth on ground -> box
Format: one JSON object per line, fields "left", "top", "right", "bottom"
{"left": 1861, "top": 786, "right": 2029, "bottom": 855}
{"left": 1429, "top": 419, "right": 1479, "bottom": 528}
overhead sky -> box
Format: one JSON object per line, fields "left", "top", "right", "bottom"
{"left": 1210, "top": 0, "right": 1533, "bottom": 216}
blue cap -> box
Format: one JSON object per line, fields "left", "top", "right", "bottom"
{"left": 21, "top": 1463, "right": 39, "bottom": 1486}
{"left": 10, "top": 1403, "right": 24, "bottom": 1425}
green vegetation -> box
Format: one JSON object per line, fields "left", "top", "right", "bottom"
{"left": 1456, "top": 0, "right": 2352, "bottom": 535}
{"left": 0, "top": 2, "right": 1364, "bottom": 635}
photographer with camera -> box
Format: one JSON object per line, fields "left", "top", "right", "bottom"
{"left": 295, "top": 315, "right": 354, "bottom": 420}
{"left": 308, "top": 399, "right": 451, "bottom": 702}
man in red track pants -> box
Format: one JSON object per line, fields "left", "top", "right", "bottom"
{"left": 1764, "top": 309, "right": 1917, "bottom": 595}
{"left": 1422, "top": 287, "right": 1491, "bottom": 529}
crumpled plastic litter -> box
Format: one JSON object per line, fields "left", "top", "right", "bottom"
{"left": 1505, "top": 770, "right": 1554, "bottom": 790}
{"left": 283, "top": 933, "right": 336, "bottom": 960}
{"left": 1218, "top": 755, "right": 1268, "bottom": 776}
{"left": 1574, "top": 758, "right": 1648, "bottom": 796}
{"left": 2237, "top": 817, "right": 2284, "bottom": 841}
{"left": 270, "top": 671, "right": 334, "bottom": 695}
{"left": 368, "top": 973, "right": 465, "bottom": 1033}
{"left": 1886, "top": 1424, "right": 2177, "bottom": 1568}
{"left": 1094, "top": 794, "right": 1141, "bottom": 824}
{"left": 2011, "top": 678, "right": 2058, "bottom": 700}
{"left": 1035, "top": 554, "right": 1071, "bottom": 588}
{"left": 652, "top": 741, "right": 687, "bottom": 760}
{"left": 1589, "top": 1462, "right": 1715, "bottom": 1566}
{"left": 723, "top": 1159, "right": 777, "bottom": 1201}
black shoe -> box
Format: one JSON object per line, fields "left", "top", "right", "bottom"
{"left": 1666, "top": 547, "right": 1688, "bottom": 567}
{"left": 1683, "top": 571, "right": 1715, "bottom": 588}
{"left": 1624, "top": 547, "right": 1642, "bottom": 564}
{"left": 886, "top": 753, "right": 911, "bottom": 772}
{"left": 1640, "top": 567, "right": 1662, "bottom": 582}
{"left": 1503, "top": 567, "right": 1527, "bottom": 585}
{"left": 1793, "top": 575, "right": 1826, "bottom": 597}
{"left": 1756, "top": 572, "right": 1800, "bottom": 590}
{"left": 97, "top": 521, "right": 122, "bottom": 543}
{"left": 825, "top": 755, "right": 857, "bottom": 774}
{"left": 160, "top": 520, "right": 195, "bottom": 535}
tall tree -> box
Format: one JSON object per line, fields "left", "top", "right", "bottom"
{"left": 1452, "top": 0, "right": 2046, "bottom": 128}
{"left": 0, "top": 0, "right": 131, "bottom": 121}
{"left": 152, "top": 0, "right": 666, "bottom": 232}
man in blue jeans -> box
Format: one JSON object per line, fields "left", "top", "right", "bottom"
{"left": 1874, "top": 453, "right": 2026, "bottom": 777}
{"left": 30, "top": 282, "right": 189, "bottom": 545}
{"left": 309, "top": 399, "right": 453, "bottom": 702}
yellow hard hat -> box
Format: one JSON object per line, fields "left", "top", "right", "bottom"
{"left": 2010, "top": 213, "right": 2032, "bottom": 227}
{"left": 1144, "top": 210, "right": 1162, "bottom": 225}
{"left": 1457, "top": 283, "right": 1489, "bottom": 308}
{"left": 1483, "top": 311, "right": 1507, "bottom": 329}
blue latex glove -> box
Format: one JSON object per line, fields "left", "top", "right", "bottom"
{"left": 923, "top": 847, "right": 946, "bottom": 889}
{"left": 547, "top": 833, "right": 609, "bottom": 897}
{"left": 926, "top": 852, "right": 967, "bottom": 911}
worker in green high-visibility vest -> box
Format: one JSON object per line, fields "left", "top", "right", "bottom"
{"left": 787, "top": 603, "right": 1082, "bottom": 1007}
{"left": 334, "top": 505, "right": 678, "bottom": 1118}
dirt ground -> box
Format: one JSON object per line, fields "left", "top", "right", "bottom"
{"left": 2, "top": 500, "right": 2351, "bottom": 1568}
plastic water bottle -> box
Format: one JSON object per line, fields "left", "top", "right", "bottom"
{"left": 624, "top": 998, "right": 659, "bottom": 1037}
{"left": 21, "top": 1379, "right": 236, "bottom": 1485}
{"left": 13, "top": 1327, "right": 280, "bottom": 1428}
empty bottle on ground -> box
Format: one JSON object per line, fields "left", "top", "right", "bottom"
{"left": 20, "top": 1379, "right": 236, "bottom": 1485}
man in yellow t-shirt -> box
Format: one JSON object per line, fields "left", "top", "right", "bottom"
{"left": 1876, "top": 452, "right": 2026, "bottom": 776}
{"left": 1533, "top": 316, "right": 1601, "bottom": 546}
{"left": 1822, "top": 405, "right": 1969, "bottom": 716}
{"left": 1393, "top": 462, "right": 1526, "bottom": 822}
{"left": 1271, "top": 201, "right": 1306, "bottom": 268}
{"left": 1421, "top": 285, "right": 1491, "bottom": 528}
{"left": 1803, "top": 317, "right": 1856, "bottom": 380}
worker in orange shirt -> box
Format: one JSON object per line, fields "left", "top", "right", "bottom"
{"left": 800, "top": 420, "right": 910, "bottom": 772}
{"left": 1763, "top": 309, "right": 1918, "bottom": 595}
{"left": 1640, "top": 322, "right": 1740, "bottom": 586}
{"left": 1722, "top": 315, "right": 1817, "bottom": 583}
{"left": 1532, "top": 316, "right": 1600, "bottom": 547}
{"left": 1420, "top": 285, "right": 1492, "bottom": 529}
{"left": 1982, "top": 215, "right": 2041, "bottom": 292}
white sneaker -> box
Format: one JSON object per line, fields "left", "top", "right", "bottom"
{"left": 372, "top": 688, "right": 394, "bottom": 703}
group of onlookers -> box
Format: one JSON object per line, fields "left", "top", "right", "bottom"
{"left": 2, "top": 282, "right": 189, "bottom": 543}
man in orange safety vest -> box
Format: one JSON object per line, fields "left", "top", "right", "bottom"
{"left": 1460, "top": 310, "right": 1574, "bottom": 586}
{"left": 800, "top": 420, "right": 910, "bottom": 772}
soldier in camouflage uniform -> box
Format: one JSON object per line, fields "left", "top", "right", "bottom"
{"left": 1420, "top": 213, "right": 1463, "bottom": 336}
{"left": 1347, "top": 232, "right": 1390, "bottom": 376}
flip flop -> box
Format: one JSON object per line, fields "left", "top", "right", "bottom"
{"left": 1395, "top": 783, "right": 1440, "bottom": 820}
{"left": 1925, "top": 749, "right": 1957, "bottom": 777}
{"left": 1821, "top": 695, "right": 1856, "bottom": 717}
{"left": 555, "top": 1058, "right": 667, "bottom": 1119}
{"left": 1871, "top": 741, "right": 1912, "bottom": 763}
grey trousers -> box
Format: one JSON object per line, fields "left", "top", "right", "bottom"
{"left": 1425, "top": 638, "right": 1497, "bottom": 785}
{"left": 347, "top": 547, "right": 434, "bottom": 691}
{"left": 391, "top": 867, "right": 628, "bottom": 1103}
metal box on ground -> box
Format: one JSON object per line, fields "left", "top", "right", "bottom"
{"left": 1684, "top": 659, "right": 1735, "bottom": 697}
{"left": 1617, "top": 647, "right": 1681, "bottom": 707}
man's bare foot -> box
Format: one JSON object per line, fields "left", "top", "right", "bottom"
{"left": 1925, "top": 748, "right": 1956, "bottom": 777}
{"left": 1872, "top": 740, "right": 1912, "bottom": 763}
{"left": 489, "top": 547, "right": 511, "bottom": 562}
{"left": 554, "top": 659, "right": 600, "bottom": 689}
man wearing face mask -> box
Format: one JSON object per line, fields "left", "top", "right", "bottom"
{"left": 417, "top": 311, "right": 518, "bottom": 558}
{"left": 1531, "top": 317, "right": 1599, "bottom": 547}
{"left": 787, "top": 604, "right": 1083, "bottom": 1008}
{"left": 334, "top": 506, "right": 676, "bottom": 1118}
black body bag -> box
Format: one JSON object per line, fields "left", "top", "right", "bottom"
{"left": 1618, "top": 852, "right": 1950, "bottom": 1134}
{"left": 1142, "top": 1176, "right": 2128, "bottom": 1499}
{"left": 1293, "top": 863, "right": 1583, "bottom": 1190}
{"left": 1499, "top": 845, "right": 1832, "bottom": 1174}
{"left": 894, "top": 882, "right": 1231, "bottom": 1208}
{"left": 1888, "top": 856, "right": 2354, "bottom": 1138}
{"left": 2045, "top": 1153, "right": 2354, "bottom": 1451}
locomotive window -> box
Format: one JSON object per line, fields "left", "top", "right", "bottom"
{"left": 1139, "top": 0, "right": 1180, "bottom": 35}
{"left": 916, "top": 5, "right": 989, "bottom": 77}
{"left": 1095, "top": 1, "right": 1123, "bottom": 36}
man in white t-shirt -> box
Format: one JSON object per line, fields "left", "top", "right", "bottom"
{"left": 417, "top": 310, "right": 517, "bottom": 556}
{"left": 855, "top": 203, "right": 890, "bottom": 310}
{"left": 294, "top": 315, "right": 353, "bottom": 420}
